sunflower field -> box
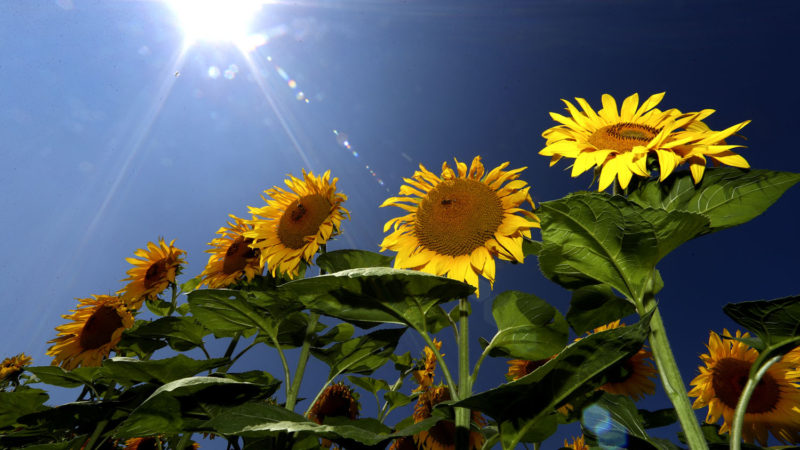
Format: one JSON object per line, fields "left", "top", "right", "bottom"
{"left": 2, "top": 93, "right": 799, "bottom": 450}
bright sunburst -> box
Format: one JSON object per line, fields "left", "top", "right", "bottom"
{"left": 166, "top": 0, "right": 265, "bottom": 46}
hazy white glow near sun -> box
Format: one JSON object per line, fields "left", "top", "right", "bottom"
{"left": 167, "top": 0, "right": 263, "bottom": 45}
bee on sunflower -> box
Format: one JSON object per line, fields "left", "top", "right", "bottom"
{"left": 46, "top": 295, "right": 134, "bottom": 370}
{"left": 118, "top": 238, "right": 186, "bottom": 309}
{"left": 688, "top": 329, "right": 800, "bottom": 446}
{"left": 380, "top": 156, "right": 539, "bottom": 296}
{"left": 199, "top": 215, "right": 263, "bottom": 288}
{"left": 539, "top": 92, "right": 750, "bottom": 190}
{"left": 246, "top": 170, "right": 349, "bottom": 279}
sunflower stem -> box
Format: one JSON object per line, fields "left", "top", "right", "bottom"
{"left": 168, "top": 282, "right": 178, "bottom": 316}
{"left": 378, "top": 374, "right": 406, "bottom": 423}
{"left": 84, "top": 418, "right": 108, "bottom": 450}
{"left": 176, "top": 433, "right": 192, "bottom": 450}
{"left": 641, "top": 298, "right": 708, "bottom": 450}
{"left": 286, "top": 312, "right": 319, "bottom": 411}
{"left": 730, "top": 354, "right": 781, "bottom": 450}
{"left": 455, "top": 298, "right": 472, "bottom": 450}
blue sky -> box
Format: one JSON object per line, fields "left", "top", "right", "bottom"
{"left": 2, "top": 0, "right": 799, "bottom": 447}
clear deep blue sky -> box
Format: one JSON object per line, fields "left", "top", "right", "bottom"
{"left": 2, "top": 0, "right": 799, "bottom": 447}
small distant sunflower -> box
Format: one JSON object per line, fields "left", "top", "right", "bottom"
{"left": 119, "top": 238, "right": 186, "bottom": 309}
{"left": 413, "top": 338, "right": 443, "bottom": 392}
{"left": 199, "top": 215, "right": 263, "bottom": 288}
{"left": 413, "top": 385, "right": 486, "bottom": 450}
{"left": 539, "top": 92, "right": 750, "bottom": 190}
{"left": 583, "top": 321, "right": 656, "bottom": 401}
{"left": 246, "top": 170, "right": 349, "bottom": 279}
{"left": 309, "top": 382, "right": 360, "bottom": 448}
{"left": 47, "top": 295, "right": 134, "bottom": 370}
{"left": 124, "top": 437, "right": 161, "bottom": 450}
{"left": 389, "top": 436, "right": 416, "bottom": 450}
{"left": 506, "top": 358, "right": 550, "bottom": 381}
{"left": 380, "top": 156, "right": 539, "bottom": 296}
{"left": 563, "top": 435, "right": 589, "bottom": 450}
{"left": 1, "top": 353, "right": 32, "bottom": 381}
{"left": 688, "top": 329, "right": 800, "bottom": 446}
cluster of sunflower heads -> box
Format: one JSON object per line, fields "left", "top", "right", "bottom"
{"left": 2, "top": 92, "right": 800, "bottom": 450}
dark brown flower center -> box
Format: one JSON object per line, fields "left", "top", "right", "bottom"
{"left": 222, "top": 237, "right": 259, "bottom": 275}
{"left": 415, "top": 179, "right": 504, "bottom": 257}
{"left": 310, "top": 384, "right": 358, "bottom": 424}
{"left": 144, "top": 259, "right": 168, "bottom": 289}
{"left": 588, "top": 123, "right": 659, "bottom": 152}
{"left": 277, "top": 194, "right": 332, "bottom": 250}
{"left": 79, "top": 305, "right": 124, "bottom": 350}
{"left": 711, "top": 357, "right": 781, "bottom": 413}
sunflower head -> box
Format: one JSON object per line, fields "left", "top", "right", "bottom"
{"left": 413, "top": 338, "right": 443, "bottom": 392}
{"left": 199, "top": 215, "right": 263, "bottom": 288}
{"left": 119, "top": 238, "right": 186, "bottom": 309}
{"left": 380, "top": 156, "right": 539, "bottom": 296}
{"left": 388, "top": 436, "right": 417, "bottom": 450}
{"left": 1, "top": 353, "right": 33, "bottom": 382}
{"left": 581, "top": 320, "right": 656, "bottom": 401}
{"left": 309, "top": 382, "right": 360, "bottom": 425}
{"left": 246, "top": 170, "right": 349, "bottom": 279}
{"left": 123, "top": 437, "right": 161, "bottom": 450}
{"left": 689, "top": 329, "right": 800, "bottom": 446}
{"left": 506, "top": 358, "right": 550, "bottom": 381}
{"left": 413, "top": 385, "right": 487, "bottom": 450}
{"left": 563, "top": 435, "right": 589, "bottom": 450}
{"left": 539, "top": 92, "right": 750, "bottom": 190}
{"left": 46, "top": 295, "right": 134, "bottom": 370}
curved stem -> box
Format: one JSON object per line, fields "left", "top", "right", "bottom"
{"left": 455, "top": 298, "right": 472, "bottom": 450}
{"left": 168, "top": 282, "right": 178, "bottom": 316}
{"left": 730, "top": 354, "right": 781, "bottom": 450}
{"left": 641, "top": 298, "right": 708, "bottom": 450}
{"left": 469, "top": 343, "right": 493, "bottom": 388}
{"left": 176, "top": 433, "right": 192, "bottom": 449}
{"left": 305, "top": 377, "right": 334, "bottom": 416}
{"left": 231, "top": 341, "right": 260, "bottom": 366}
{"left": 286, "top": 312, "right": 319, "bottom": 411}
{"left": 84, "top": 418, "right": 109, "bottom": 450}
{"left": 378, "top": 374, "right": 406, "bottom": 423}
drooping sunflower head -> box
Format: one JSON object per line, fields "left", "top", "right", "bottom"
{"left": 413, "top": 338, "right": 443, "bottom": 392}
{"left": 119, "top": 238, "right": 186, "bottom": 309}
{"left": 246, "top": 170, "right": 349, "bottom": 279}
{"left": 123, "top": 437, "right": 161, "bottom": 450}
{"left": 1, "top": 353, "right": 33, "bottom": 382}
{"left": 583, "top": 320, "right": 657, "bottom": 401}
{"left": 413, "top": 385, "right": 487, "bottom": 450}
{"left": 309, "top": 382, "right": 360, "bottom": 425}
{"left": 199, "top": 215, "right": 263, "bottom": 288}
{"left": 563, "top": 435, "right": 589, "bottom": 450}
{"left": 688, "top": 329, "right": 800, "bottom": 446}
{"left": 506, "top": 358, "right": 550, "bottom": 381}
{"left": 380, "top": 156, "right": 539, "bottom": 296}
{"left": 46, "top": 295, "right": 134, "bottom": 370}
{"left": 539, "top": 92, "right": 750, "bottom": 190}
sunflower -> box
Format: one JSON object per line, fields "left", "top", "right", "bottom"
{"left": 1, "top": 353, "right": 32, "bottom": 381}
{"left": 119, "top": 238, "right": 186, "bottom": 309}
{"left": 308, "top": 382, "right": 360, "bottom": 448}
{"left": 380, "top": 156, "right": 539, "bottom": 296}
{"left": 413, "top": 385, "right": 486, "bottom": 450}
{"left": 46, "top": 295, "right": 134, "bottom": 370}
{"left": 413, "top": 338, "right": 443, "bottom": 392}
{"left": 539, "top": 92, "right": 750, "bottom": 190}
{"left": 582, "top": 321, "right": 656, "bottom": 401}
{"left": 199, "top": 215, "right": 263, "bottom": 288}
{"left": 389, "top": 436, "right": 417, "bottom": 450}
{"left": 688, "top": 329, "right": 800, "bottom": 446}
{"left": 246, "top": 170, "right": 349, "bottom": 279}
{"left": 124, "top": 437, "right": 160, "bottom": 450}
{"left": 506, "top": 358, "right": 550, "bottom": 381}
{"left": 563, "top": 435, "right": 589, "bottom": 450}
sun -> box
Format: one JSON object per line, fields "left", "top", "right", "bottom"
{"left": 165, "top": 0, "right": 265, "bottom": 46}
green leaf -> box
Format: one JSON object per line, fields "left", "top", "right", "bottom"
{"left": 314, "top": 323, "right": 356, "bottom": 347}
{"left": 280, "top": 267, "right": 472, "bottom": 332}
{"left": 180, "top": 276, "right": 202, "bottom": 294}
{"left": 639, "top": 408, "right": 678, "bottom": 429}
{"left": 538, "top": 192, "right": 709, "bottom": 301}
{"left": 13, "top": 435, "right": 86, "bottom": 449}
{"left": 567, "top": 285, "right": 637, "bottom": 335}
{"left": 454, "top": 313, "right": 651, "bottom": 447}
{"left": 390, "top": 352, "right": 414, "bottom": 372}
{"left": 383, "top": 391, "right": 414, "bottom": 411}
{"left": 581, "top": 393, "right": 653, "bottom": 446}
{"left": 115, "top": 377, "right": 271, "bottom": 438}
{"left": 27, "top": 366, "right": 100, "bottom": 388}
{"left": 145, "top": 297, "right": 173, "bottom": 317}
{"left": 522, "top": 239, "right": 542, "bottom": 257}
{"left": 499, "top": 412, "right": 557, "bottom": 445}
{"left": 347, "top": 376, "right": 389, "bottom": 395}
{"left": 0, "top": 389, "right": 49, "bottom": 428}
{"left": 99, "top": 355, "right": 228, "bottom": 386}
{"left": 218, "top": 370, "right": 281, "bottom": 394}
{"left": 316, "top": 249, "right": 394, "bottom": 273}
{"left": 311, "top": 328, "right": 406, "bottom": 379}
{"left": 723, "top": 295, "right": 800, "bottom": 371}
{"left": 629, "top": 167, "right": 800, "bottom": 232}
{"left": 122, "top": 316, "right": 210, "bottom": 352}
{"left": 487, "top": 290, "right": 568, "bottom": 360}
